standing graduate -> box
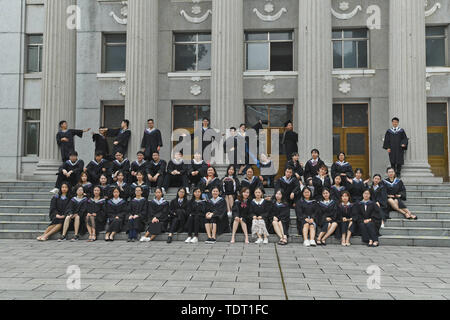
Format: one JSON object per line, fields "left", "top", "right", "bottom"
{"left": 146, "top": 151, "right": 166, "bottom": 191}
{"left": 330, "top": 175, "right": 346, "bottom": 202}
{"left": 346, "top": 168, "right": 370, "bottom": 203}
{"left": 85, "top": 186, "right": 106, "bottom": 242}
{"left": 111, "top": 151, "right": 131, "bottom": 183}
{"left": 204, "top": 187, "right": 229, "bottom": 244}
{"left": 224, "top": 127, "right": 238, "bottom": 166}
{"left": 85, "top": 152, "right": 110, "bottom": 185}
{"left": 125, "top": 186, "right": 148, "bottom": 242}
{"left": 221, "top": 165, "right": 240, "bottom": 215}
{"left": 295, "top": 187, "right": 318, "bottom": 247}
{"left": 188, "top": 152, "right": 208, "bottom": 188}
{"left": 91, "top": 127, "right": 110, "bottom": 160}
{"left": 56, "top": 120, "right": 90, "bottom": 162}
{"left": 271, "top": 189, "right": 290, "bottom": 245}
{"left": 316, "top": 188, "right": 338, "bottom": 246}
{"left": 281, "top": 120, "right": 298, "bottom": 159}
{"left": 130, "top": 171, "right": 150, "bottom": 199}
{"left": 337, "top": 191, "right": 355, "bottom": 246}
{"left": 304, "top": 149, "right": 326, "bottom": 180}
{"left": 104, "top": 187, "right": 128, "bottom": 241}
{"left": 191, "top": 117, "right": 214, "bottom": 160}
{"left": 384, "top": 167, "right": 417, "bottom": 220}
{"left": 369, "top": 174, "right": 389, "bottom": 228}
{"left": 286, "top": 152, "right": 304, "bottom": 182}
{"left": 141, "top": 119, "right": 163, "bottom": 161}
{"left": 230, "top": 188, "right": 251, "bottom": 244}
{"left": 312, "top": 165, "right": 332, "bottom": 201}
{"left": 105, "top": 119, "right": 131, "bottom": 157}
{"left": 236, "top": 121, "right": 264, "bottom": 175}
{"left": 58, "top": 185, "right": 88, "bottom": 242}
{"left": 37, "top": 183, "right": 71, "bottom": 241}
{"left": 249, "top": 187, "right": 271, "bottom": 244}
{"left": 167, "top": 188, "right": 189, "bottom": 244}
{"left": 185, "top": 188, "right": 206, "bottom": 244}
{"left": 331, "top": 152, "right": 354, "bottom": 179}
{"left": 240, "top": 167, "right": 264, "bottom": 199}
{"left": 130, "top": 151, "right": 148, "bottom": 183}
{"left": 354, "top": 189, "right": 382, "bottom": 247}
{"left": 140, "top": 188, "right": 170, "bottom": 242}
{"left": 274, "top": 167, "right": 301, "bottom": 207}
{"left": 383, "top": 117, "right": 409, "bottom": 177}
{"left": 51, "top": 151, "right": 85, "bottom": 194}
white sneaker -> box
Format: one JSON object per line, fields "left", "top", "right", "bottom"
{"left": 263, "top": 238, "right": 269, "bottom": 244}
{"left": 185, "top": 237, "right": 192, "bottom": 243}
{"left": 309, "top": 240, "right": 317, "bottom": 247}
{"left": 140, "top": 236, "right": 150, "bottom": 242}
{"left": 190, "top": 237, "right": 198, "bottom": 243}
{"left": 255, "top": 238, "right": 263, "bottom": 244}
{"left": 227, "top": 211, "right": 232, "bottom": 218}
{"left": 50, "top": 188, "right": 59, "bottom": 194}
{"left": 303, "top": 240, "right": 311, "bottom": 247}
{"left": 381, "top": 223, "right": 385, "bottom": 229}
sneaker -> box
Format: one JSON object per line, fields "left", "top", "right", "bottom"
{"left": 190, "top": 237, "right": 198, "bottom": 243}
{"left": 58, "top": 235, "right": 67, "bottom": 242}
{"left": 263, "top": 238, "right": 269, "bottom": 244}
{"left": 211, "top": 238, "right": 216, "bottom": 244}
{"left": 255, "top": 238, "right": 263, "bottom": 244}
{"left": 303, "top": 240, "right": 310, "bottom": 247}
{"left": 71, "top": 235, "right": 79, "bottom": 242}
{"left": 167, "top": 236, "right": 173, "bottom": 244}
{"left": 381, "top": 223, "right": 385, "bottom": 229}
{"left": 227, "top": 211, "right": 232, "bottom": 218}
{"left": 205, "top": 238, "right": 213, "bottom": 244}
{"left": 140, "top": 236, "right": 150, "bottom": 242}
{"left": 185, "top": 237, "right": 192, "bottom": 243}
{"left": 309, "top": 240, "right": 317, "bottom": 247}
{"left": 50, "top": 188, "right": 59, "bottom": 194}
{"left": 127, "top": 238, "right": 132, "bottom": 242}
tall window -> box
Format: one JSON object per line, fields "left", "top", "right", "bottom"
{"left": 103, "top": 33, "right": 127, "bottom": 72}
{"left": 26, "top": 34, "right": 43, "bottom": 73}
{"left": 332, "top": 29, "right": 369, "bottom": 69}
{"left": 24, "top": 110, "right": 40, "bottom": 156}
{"left": 245, "top": 31, "right": 294, "bottom": 71}
{"left": 173, "top": 33, "right": 212, "bottom": 72}
{"left": 426, "top": 26, "right": 447, "bottom": 67}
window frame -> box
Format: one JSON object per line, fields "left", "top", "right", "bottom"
{"left": 425, "top": 26, "right": 448, "bottom": 67}
{"left": 26, "top": 34, "right": 43, "bottom": 74}
{"left": 23, "top": 109, "right": 40, "bottom": 156}
{"left": 332, "top": 28, "right": 370, "bottom": 70}
{"left": 172, "top": 32, "right": 212, "bottom": 72}
{"left": 102, "top": 33, "right": 127, "bottom": 73}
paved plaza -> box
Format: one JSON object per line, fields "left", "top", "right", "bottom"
{"left": 0, "top": 240, "right": 449, "bottom": 300}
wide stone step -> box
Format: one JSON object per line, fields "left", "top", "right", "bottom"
{"left": 406, "top": 204, "right": 450, "bottom": 212}
{"left": 0, "top": 187, "right": 56, "bottom": 193}
{"left": 0, "top": 213, "right": 48, "bottom": 222}
{"left": 378, "top": 235, "right": 450, "bottom": 247}
{"left": 0, "top": 221, "right": 49, "bottom": 231}
{"left": 404, "top": 184, "right": 450, "bottom": 191}
{"left": 0, "top": 192, "right": 53, "bottom": 200}
{"left": 408, "top": 190, "right": 450, "bottom": 197}
{"left": 380, "top": 227, "right": 450, "bottom": 237}
{"left": 389, "top": 211, "right": 450, "bottom": 219}
{"left": 406, "top": 197, "right": 450, "bottom": 205}
{"left": 386, "top": 218, "right": 450, "bottom": 228}
{"left": 0, "top": 206, "right": 49, "bottom": 214}
{"left": 0, "top": 181, "right": 55, "bottom": 187}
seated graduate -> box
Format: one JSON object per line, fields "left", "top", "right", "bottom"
{"left": 140, "top": 187, "right": 170, "bottom": 242}
{"left": 85, "top": 186, "right": 106, "bottom": 242}
{"left": 130, "top": 171, "right": 150, "bottom": 200}
{"left": 337, "top": 191, "right": 355, "bottom": 247}
{"left": 110, "top": 171, "right": 131, "bottom": 201}
{"left": 240, "top": 167, "right": 264, "bottom": 199}
{"left": 105, "top": 187, "right": 128, "bottom": 241}
{"left": 163, "top": 151, "right": 189, "bottom": 194}
{"left": 346, "top": 168, "right": 370, "bottom": 203}
{"left": 130, "top": 151, "right": 148, "bottom": 183}
{"left": 258, "top": 153, "right": 276, "bottom": 188}
{"left": 286, "top": 152, "right": 304, "bottom": 182}
{"left": 199, "top": 166, "right": 221, "bottom": 201}
{"left": 274, "top": 167, "right": 301, "bottom": 207}
{"left": 230, "top": 187, "right": 251, "bottom": 244}
{"left": 369, "top": 174, "right": 389, "bottom": 228}
{"left": 304, "top": 149, "right": 325, "bottom": 181}
{"left": 58, "top": 185, "right": 88, "bottom": 242}
{"left": 316, "top": 188, "right": 338, "bottom": 246}
{"left": 312, "top": 164, "right": 332, "bottom": 201}
{"left": 330, "top": 175, "right": 347, "bottom": 202}
{"left": 271, "top": 189, "right": 290, "bottom": 246}
{"left": 354, "top": 189, "right": 382, "bottom": 247}
{"left": 51, "top": 151, "right": 84, "bottom": 194}
{"left": 85, "top": 151, "right": 110, "bottom": 185}
{"left": 331, "top": 152, "right": 354, "bottom": 179}
{"left": 98, "top": 174, "right": 111, "bottom": 199}
{"left": 146, "top": 151, "right": 166, "bottom": 191}
{"left": 188, "top": 152, "right": 208, "bottom": 188}
{"left": 37, "top": 183, "right": 71, "bottom": 241}
{"left": 221, "top": 165, "right": 240, "bottom": 216}
{"left": 77, "top": 172, "right": 93, "bottom": 198}
{"left": 295, "top": 187, "right": 318, "bottom": 247}
{"left": 111, "top": 151, "right": 131, "bottom": 183}
{"left": 125, "top": 186, "right": 147, "bottom": 242}
{"left": 185, "top": 187, "right": 206, "bottom": 244}
{"left": 384, "top": 167, "right": 417, "bottom": 220}
{"left": 204, "top": 186, "right": 229, "bottom": 244}
{"left": 305, "top": 177, "right": 315, "bottom": 199}
{"left": 250, "top": 187, "right": 272, "bottom": 244}
{"left": 167, "top": 187, "right": 189, "bottom": 244}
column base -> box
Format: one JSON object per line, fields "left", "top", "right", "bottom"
{"left": 400, "top": 161, "right": 443, "bottom": 184}
{"left": 33, "top": 159, "right": 60, "bottom": 181}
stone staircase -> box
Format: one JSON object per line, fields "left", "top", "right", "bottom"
{"left": 0, "top": 181, "right": 449, "bottom": 246}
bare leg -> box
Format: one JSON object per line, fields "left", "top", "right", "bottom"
{"left": 302, "top": 224, "right": 309, "bottom": 241}
{"left": 322, "top": 223, "right": 338, "bottom": 242}
{"left": 272, "top": 221, "right": 283, "bottom": 240}
{"left": 110, "top": 232, "right": 116, "bottom": 240}
{"left": 62, "top": 216, "right": 71, "bottom": 236}
{"left": 205, "top": 223, "right": 212, "bottom": 239}
{"left": 150, "top": 234, "right": 157, "bottom": 241}
{"left": 211, "top": 224, "right": 217, "bottom": 239}
{"left": 73, "top": 215, "right": 80, "bottom": 235}
{"left": 231, "top": 218, "right": 240, "bottom": 243}
{"left": 309, "top": 225, "right": 316, "bottom": 241}
{"left": 240, "top": 220, "right": 249, "bottom": 243}
{"left": 41, "top": 224, "right": 62, "bottom": 240}
{"left": 85, "top": 216, "right": 92, "bottom": 237}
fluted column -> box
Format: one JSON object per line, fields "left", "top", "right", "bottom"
{"left": 35, "top": 0, "right": 77, "bottom": 177}
{"left": 211, "top": 0, "right": 244, "bottom": 133}
{"left": 298, "top": 0, "right": 333, "bottom": 165}
{"left": 125, "top": 0, "right": 159, "bottom": 157}
{"left": 389, "top": 0, "right": 441, "bottom": 182}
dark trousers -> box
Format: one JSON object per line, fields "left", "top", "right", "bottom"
{"left": 359, "top": 221, "right": 379, "bottom": 242}
{"left": 391, "top": 163, "right": 402, "bottom": 176}
{"left": 163, "top": 174, "right": 189, "bottom": 190}
{"left": 127, "top": 219, "right": 138, "bottom": 239}
{"left": 55, "top": 172, "right": 79, "bottom": 189}
{"left": 168, "top": 215, "right": 181, "bottom": 234}
{"left": 106, "top": 218, "right": 122, "bottom": 233}
{"left": 186, "top": 215, "right": 200, "bottom": 237}
{"left": 189, "top": 174, "right": 202, "bottom": 187}
{"left": 148, "top": 175, "right": 164, "bottom": 189}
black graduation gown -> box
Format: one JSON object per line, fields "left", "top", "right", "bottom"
{"left": 56, "top": 159, "right": 85, "bottom": 188}
{"left": 348, "top": 178, "right": 368, "bottom": 203}
{"left": 141, "top": 128, "right": 163, "bottom": 160}
{"left": 86, "top": 159, "right": 111, "bottom": 184}
{"left": 125, "top": 198, "right": 147, "bottom": 233}
{"left": 383, "top": 178, "right": 407, "bottom": 209}
{"left": 282, "top": 130, "right": 298, "bottom": 158}
{"left": 146, "top": 199, "right": 170, "bottom": 234}
{"left": 274, "top": 176, "right": 301, "bottom": 205}
{"left": 285, "top": 160, "right": 304, "bottom": 180}
{"left": 85, "top": 198, "right": 106, "bottom": 232}
{"left": 49, "top": 195, "right": 71, "bottom": 226}
{"left": 168, "top": 198, "right": 189, "bottom": 233}
{"left": 81, "top": 183, "right": 94, "bottom": 198}
{"left": 111, "top": 159, "right": 131, "bottom": 177}
{"left": 316, "top": 200, "right": 338, "bottom": 232}
{"left": 294, "top": 199, "right": 319, "bottom": 233}
{"left": 92, "top": 134, "right": 109, "bottom": 158}
{"left": 107, "top": 128, "right": 131, "bottom": 156}
{"left": 304, "top": 158, "right": 326, "bottom": 180}
{"left": 130, "top": 182, "right": 150, "bottom": 200}
{"left": 330, "top": 185, "right": 346, "bottom": 202}
{"left": 240, "top": 176, "right": 264, "bottom": 199}
{"left": 186, "top": 199, "right": 207, "bottom": 232}
{"left": 109, "top": 182, "right": 131, "bottom": 201}
{"left": 270, "top": 202, "right": 291, "bottom": 235}
{"left": 99, "top": 184, "right": 111, "bottom": 200}
{"left": 105, "top": 199, "right": 128, "bottom": 233}
{"left": 224, "top": 135, "right": 238, "bottom": 165}
{"left": 370, "top": 184, "right": 389, "bottom": 220}
{"left": 231, "top": 199, "right": 252, "bottom": 231}
{"left": 336, "top": 202, "right": 356, "bottom": 237}
{"left": 188, "top": 160, "right": 208, "bottom": 186}
{"left": 198, "top": 177, "right": 222, "bottom": 197}
{"left": 146, "top": 160, "right": 167, "bottom": 178}
{"left": 312, "top": 175, "right": 332, "bottom": 201}
{"left": 221, "top": 176, "right": 240, "bottom": 196}
{"left": 249, "top": 199, "right": 272, "bottom": 230}
{"left": 353, "top": 200, "right": 382, "bottom": 240}
{"left": 130, "top": 160, "right": 148, "bottom": 175}
{"left": 206, "top": 197, "right": 230, "bottom": 234}
{"left": 56, "top": 129, "right": 83, "bottom": 162}
{"left": 67, "top": 197, "right": 88, "bottom": 234}
{"left": 383, "top": 128, "right": 409, "bottom": 165}
{"left": 331, "top": 161, "right": 354, "bottom": 179}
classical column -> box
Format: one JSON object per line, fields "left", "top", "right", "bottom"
{"left": 211, "top": 0, "right": 244, "bottom": 134}
{"left": 35, "top": 0, "right": 77, "bottom": 178}
{"left": 125, "top": 0, "right": 159, "bottom": 157}
{"left": 389, "top": 0, "right": 441, "bottom": 183}
{"left": 298, "top": 0, "right": 333, "bottom": 165}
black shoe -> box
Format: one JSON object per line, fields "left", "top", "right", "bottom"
{"left": 131, "top": 238, "right": 136, "bottom": 242}
{"left": 211, "top": 238, "right": 216, "bottom": 244}
{"left": 127, "top": 238, "right": 132, "bottom": 242}
{"left": 205, "top": 238, "right": 212, "bottom": 244}
{"left": 167, "top": 236, "right": 173, "bottom": 244}
{"left": 71, "top": 235, "right": 79, "bottom": 242}
{"left": 58, "top": 235, "right": 66, "bottom": 242}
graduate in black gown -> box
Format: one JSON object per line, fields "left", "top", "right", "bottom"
{"left": 281, "top": 120, "right": 298, "bottom": 159}
{"left": 37, "top": 183, "right": 71, "bottom": 241}
{"left": 271, "top": 189, "right": 290, "bottom": 245}
{"left": 98, "top": 174, "right": 111, "bottom": 199}
{"left": 286, "top": 152, "right": 304, "bottom": 182}
{"left": 105, "top": 187, "right": 128, "bottom": 241}
{"left": 221, "top": 165, "right": 240, "bottom": 215}
{"left": 304, "top": 149, "right": 326, "bottom": 180}
{"left": 85, "top": 152, "right": 110, "bottom": 185}
{"left": 105, "top": 119, "right": 131, "bottom": 157}
{"left": 191, "top": 117, "right": 214, "bottom": 160}
{"left": 331, "top": 152, "right": 354, "bottom": 179}
{"left": 236, "top": 121, "right": 264, "bottom": 176}
{"left": 353, "top": 189, "right": 382, "bottom": 247}
{"left": 167, "top": 188, "right": 189, "bottom": 243}
{"left": 111, "top": 151, "right": 131, "bottom": 183}
{"left": 85, "top": 186, "right": 106, "bottom": 242}
{"left": 346, "top": 168, "right": 370, "bottom": 203}
{"left": 230, "top": 187, "right": 251, "bottom": 244}
{"left": 56, "top": 120, "right": 90, "bottom": 162}
{"left": 59, "top": 185, "right": 88, "bottom": 241}
{"left": 384, "top": 167, "right": 417, "bottom": 220}
{"left": 78, "top": 172, "right": 94, "bottom": 198}
{"left": 185, "top": 188, "right": 206, "bottom": 243}
{"left": 330, "top": 175, "right": 347, "bottom": 202}
{"left": 198, "top": 166, "right": 221, "bottom": 200}
{"left": 294, "top": 187, "right": 318, "bottom": 247}
{"left": 163, "top": 151, "right": 189, "bottom": 193}
{"left": 240, "top": 167, "right": 264, "bottom": 200}
{"left": 383, "top": 117, "right": 409, "bottom": 177}
{"left": 316, "top": 188, "right": 338, "bottom": 246}
{"left": 258, "top": 153, "right": 276, "bottom": 188}
{"left": 337, "top": 191, "right": 355, "bottom": 246}
{"left": 204, "top": 187, "right": 229, "bottom": 243}
{"left": 91, "top": 127, "right": 110, "bottom": 160}
{"left": 125, "top": 186, "right": 148, "bottom": 242}
{"left": 130, "top": 151, "right": 148, "bottom": 183}
{"left": 188, "top": 152, "right": 208, "bottom": 188}
{"left": 146, "top": 151, "right": 166, "bottom": 190}
{"left": 224, "top": 127, "right": 238, "bottom": 166}
{"left": 369, "top": 174, "right": 389, "bottom": 227}
{"left": 312, "top": 165, "right": 332, "bottom": 201}
{"left": 141, "top": 188, "right": 170, "bottom": 241}
{"left": 141, "top": 119, "right": 163, "bottom": 161}
{"left": 110, "top": 171, "right": 131, "bottom": 201}
{"left": 52, "top": 151, "right": 85, "bottom": 193}
{"left": 274, "top": 167, "right": 301, "bottom": 207}
{"left": 249, "top": 187, "right": 272, "bottom": 244}
{"left": 130, "top": 171, "right": 150, "bottom": 200}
